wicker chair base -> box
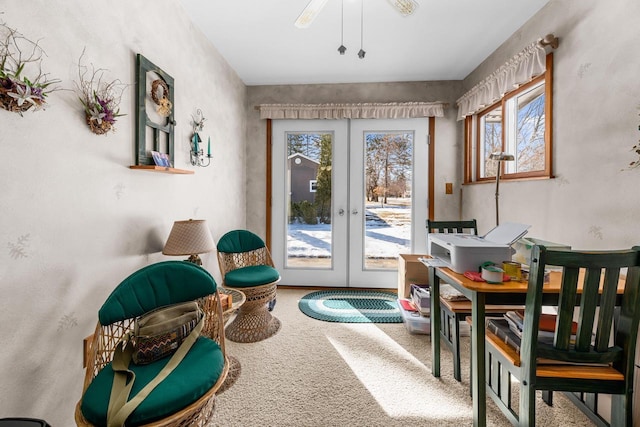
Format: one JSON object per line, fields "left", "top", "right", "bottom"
{"left": 224, "top": 282, "right": 281, "bottom": 343}
{"left": 225, "top": 308, "right": 281, "bottom": 343}
{"left": 216, "top": 355, "right": 241, "bottom": 394}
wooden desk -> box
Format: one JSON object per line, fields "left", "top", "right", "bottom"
{"left": 425, "top": 265, "right": 624, "bottom": 427}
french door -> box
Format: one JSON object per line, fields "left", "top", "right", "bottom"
{"left": 271, "top": 118, "right": 429, "bottom": 288}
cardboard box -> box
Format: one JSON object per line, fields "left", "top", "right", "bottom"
{"left": 397, "top": 254, "right": 430, "bottom": 298}
{"left": 220, "top": 293, "right": 232, "bottom": 311}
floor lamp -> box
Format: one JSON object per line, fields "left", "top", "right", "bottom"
{"left": 489, "top": 152, "right": 514, "bottom": 226}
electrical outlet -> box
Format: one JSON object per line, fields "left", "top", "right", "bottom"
{"left": 445, "top": 183, "right": 453, "bottom": 194}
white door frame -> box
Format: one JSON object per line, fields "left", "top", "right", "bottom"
{"left": 270, "top": 118, "right": 431, "bottom": 288}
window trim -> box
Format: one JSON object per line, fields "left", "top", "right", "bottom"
{"left": 465, "top": 53, "right": 554, "bottom": 184}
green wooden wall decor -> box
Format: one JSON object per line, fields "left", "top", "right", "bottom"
{"left": 135, "top": 54, "right": 176, "bottom": 166}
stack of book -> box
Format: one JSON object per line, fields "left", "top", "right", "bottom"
{"left": 410, "top": 284, "right": 430, "bottom": 316}
{"left": 486, "top": 310, "right": 578, "bottom": 354}
{"left": 487, "top": 311, "right": 609, "bottom": 366}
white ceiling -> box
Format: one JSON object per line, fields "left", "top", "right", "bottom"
{"left": 180, "top": 0, "right": 550, "bottom": 86}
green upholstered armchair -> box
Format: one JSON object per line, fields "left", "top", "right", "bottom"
{"left": 75, "top": 261, "right": 229, "bottom": 427}
{"left": 216, "top": 229, "right": 281, "bottom": 343}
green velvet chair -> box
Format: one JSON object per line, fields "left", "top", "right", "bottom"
{"left": 217, "top": 229, "right": 281, "bottom": 343}
{"left": 75, "top": 261, "right": 229, "bottom": 427}
{"left": 485, "top": 245, "right": 640, "bottom": 426}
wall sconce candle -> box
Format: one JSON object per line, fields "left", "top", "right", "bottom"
{"left": 190, "top": 109, "right": 211, "bottom": 167}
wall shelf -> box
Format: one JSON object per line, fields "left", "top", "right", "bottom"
{"left": 129, "top": 165, "right": 194, "bottom": 174}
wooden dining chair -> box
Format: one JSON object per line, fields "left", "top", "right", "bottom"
{"left": 485, "top": 245, "right": 640, "bottom": 426}
{"left": 427, "top": 219, "right": 478, "bottom": 381}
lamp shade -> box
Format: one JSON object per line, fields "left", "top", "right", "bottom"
{"left": 162, "top": 219, "right": 215, "bottom": 256}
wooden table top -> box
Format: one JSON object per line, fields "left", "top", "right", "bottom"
{"left": 436, "top": 268, "right": 625, "bottom": 294}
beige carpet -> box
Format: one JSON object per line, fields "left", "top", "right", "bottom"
{"left": 211, "top": 288, "right": 594, "bottom": 426}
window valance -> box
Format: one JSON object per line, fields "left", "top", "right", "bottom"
{"left": 456, "top": 40, "right": 549, "bottom": 121}
{"left": 257, "top": 102, "right": 446, "bottom": 120}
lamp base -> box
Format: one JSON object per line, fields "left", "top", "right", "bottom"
{"left": 186, "top": 254, "right": 203, "bottom": 265}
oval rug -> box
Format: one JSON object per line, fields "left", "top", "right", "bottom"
{"left": 298, "top": 290, "right": 401, "bottom": 323}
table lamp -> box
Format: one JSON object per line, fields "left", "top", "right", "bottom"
{"left": 489, "top": 152, "right": 515, "bottom": 226}
{"left": 162, "top": 219, "right": 215, "bottom": 265}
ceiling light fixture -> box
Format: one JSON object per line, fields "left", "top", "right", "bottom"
{"left": 295, "top": 0, "right": 329, "bottom": 29}
{"left": 297, "top": 0, "right": 419, "bottom": 58}
{"left": 358, "top": 0, "right": 366, "bottom": 59}
{"left": 337, "top": 0, "right": 346, "bottom": 55}
{"left": 387, "top": 0, "right": 419, "bottom": 16}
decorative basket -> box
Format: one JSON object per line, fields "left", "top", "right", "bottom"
{"left": 85, "top": 112, "right": 113, "bottom": 135}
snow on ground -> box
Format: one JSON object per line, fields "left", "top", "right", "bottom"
{"left": 287, "top": 203, "right": 411, "bottom": 258}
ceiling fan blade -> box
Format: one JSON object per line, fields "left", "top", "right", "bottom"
{"left": 387, "top": 0, "right": 419, "bottom": 16}
{"left": 294, "top": 0, "right": 329, "bottom": 28}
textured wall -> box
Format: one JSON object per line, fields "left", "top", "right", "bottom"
{"left": 0, "top": 1, "right": 246, "bottom": 424}
{"left": 461, "top": 0, "right": 640, "bottom": 245}
{"left": 246, "top": 81, "right": 464, "bottom": 240}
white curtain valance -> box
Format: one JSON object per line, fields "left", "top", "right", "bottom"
{"left": 456, "top": 41, "right": 548, "bottom": 121}
{"left": 258, "top": 102, "right": 446, "bottom": 120}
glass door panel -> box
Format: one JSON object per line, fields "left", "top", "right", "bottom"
{"left": 363, "top": 130, "right": 414, "bottom": 270}
{"left": 271, "top": 120, "right": 348, "bottom": 287}
{"left": 349, "top": 118, "right": 428, "bottom": 288}
{"left": 286, "top": 132, "right": 333, "bottom": 269}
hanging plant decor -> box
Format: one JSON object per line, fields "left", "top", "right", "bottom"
{"left": 628, "top": 110, "right": 640, "bottom": 169}
{"left": 0, "top": 22, "right": 60, "bottom": 115}
{"left": 74, "top": 50, "right": 127, "bottom": 135}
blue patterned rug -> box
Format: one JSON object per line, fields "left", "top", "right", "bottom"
{"left": 298, "top": 290, "right": 401, "bottom": 323}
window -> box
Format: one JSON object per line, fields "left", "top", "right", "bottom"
{"left": 309, "top": 180, "right": 317, "bottom": 192}
{"left": 465, "top": 57, "right": 553, "bottom": 183}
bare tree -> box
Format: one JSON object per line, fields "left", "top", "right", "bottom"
{"left": 366, "top": 132, "right": 413, "bottom": 205}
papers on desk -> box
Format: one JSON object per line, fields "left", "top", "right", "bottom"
{"left": 440, "top": 284, "right": 467, "bottom": 301}
{"left": 419, "top": 257, "right": 449, "bottom": 267}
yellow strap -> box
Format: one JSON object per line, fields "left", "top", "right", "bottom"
{"left": 107, "top": 334, "right": 135, "bottom": 427}
{"left": 106, "top": 318, "right": 204, "bottom": 427}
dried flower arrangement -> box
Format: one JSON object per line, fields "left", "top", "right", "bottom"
{"left": 74, "top": 50, "right": 126, "bottom": 135}
{"left": 629, "top": 111, "right": 640, "bottom": 169}
{"left": 0, "top": 22, "right": 60, "bottom": 115}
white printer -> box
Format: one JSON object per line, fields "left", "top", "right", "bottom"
{"left": 427, "top": 222, "right": 530, "bottom": 274}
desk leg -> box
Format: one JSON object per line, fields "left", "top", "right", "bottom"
{"left": 471, "top": 292, "right": 486, "bottom": 427}
{"left": 429, "top": 267, "right": 441, "bottom": 377}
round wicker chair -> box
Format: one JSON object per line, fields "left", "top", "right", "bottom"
{"left": 75, "top": 261, "right": 229, "bottom": 427}
{"left": 216, "top": 230, "right": 281, "bottom": 343}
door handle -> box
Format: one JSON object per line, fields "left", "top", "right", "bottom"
{"left": 352, "top": 209, "right": 358, "bottom": 215}
{"left": 338, "top": 208, "right": 345, "bottom": 216}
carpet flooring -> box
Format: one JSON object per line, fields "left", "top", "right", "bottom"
{"left": 211, "top": 288, "right": 596, "bottom": 427}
